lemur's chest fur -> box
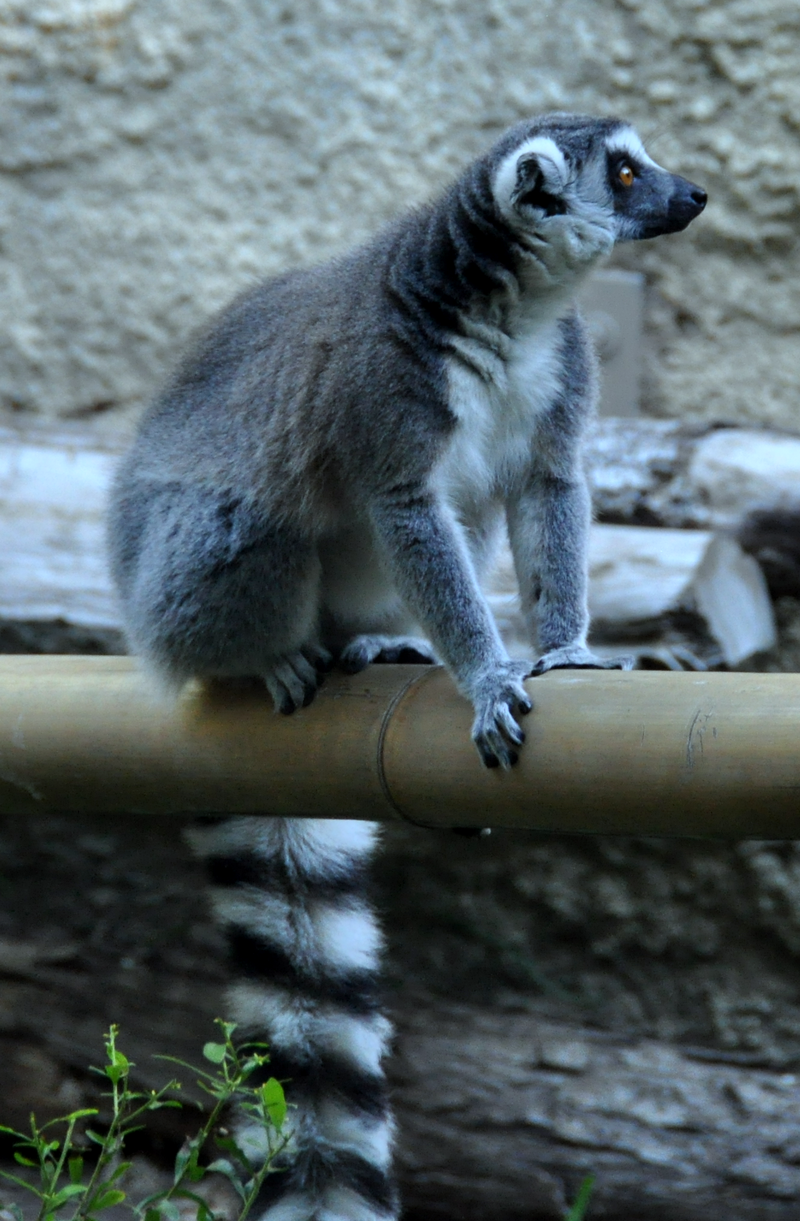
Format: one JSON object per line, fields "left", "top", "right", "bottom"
{"left": 435, "top": 316, "right": 564, "bottom": 514}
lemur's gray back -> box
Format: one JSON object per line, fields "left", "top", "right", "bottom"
{"left": 111, "top": 116, "right": 631, "bottom": 536}
{"left": 108, "top": 113, "right": 705, "bottom": 1221}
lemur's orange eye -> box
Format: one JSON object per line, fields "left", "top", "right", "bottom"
{"left": 618, "top": 164, "right": 635, "bottom": 188}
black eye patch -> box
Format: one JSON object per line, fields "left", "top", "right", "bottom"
{"left": 608, "top": 152, "right": 642, "bottom": 188}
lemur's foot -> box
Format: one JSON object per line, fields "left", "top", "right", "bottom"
{"left": 531, "top": 645, "right": 634, "bottom": 674}
{"left": 264, "top": 645, "right": 333, "bottom": 714}
{"left": 471, "top": 660, "right": 533, "bottom": 771}
{"left": 339, "top": 634, "right": 439, "bottom": 673}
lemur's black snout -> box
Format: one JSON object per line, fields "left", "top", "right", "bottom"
{"left": 665, "top": 175, "right": 707, "bottom": 232}
{"left": 631, "top": 171, "right": 707, "bottom": 241}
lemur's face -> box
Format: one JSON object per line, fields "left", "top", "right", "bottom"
{"left": 492, "top": 115, "right": 706, "bottom": 246}
{"left": 602, "top": 125, "right": 707, "bottom": 240}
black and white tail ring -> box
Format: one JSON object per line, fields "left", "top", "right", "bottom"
{"left": 187, "top": 817, "right": 398, "bottom": 1221}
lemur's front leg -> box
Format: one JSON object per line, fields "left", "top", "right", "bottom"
{"left": 507, "top": 461, "right": 633, "bottom": 675}
{"left": 370, "top": 489, "right": 532, "bottom": 769}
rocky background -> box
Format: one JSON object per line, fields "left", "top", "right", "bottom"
{"left": 0, "top": 0, "right": 799, "bottom": 431}
{"left": 4, "top": 2, "right": 800, "bottom": 1220}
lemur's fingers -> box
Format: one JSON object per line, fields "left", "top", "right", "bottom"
{"left": 600, "top": 654, "right": 635, "bottom": 671}
{"left": 378, "top": 636, "right": 438, "bottom": 665}
{"left": 264, "top": 652, "right": 321, "bottom": 714}
{"left": 473, "top": 721, "right": 516, "bottom": 770}
{"left": 340, "top": 634, "right": 438, "bottom": 673}
{"left": 476, "top": 735, "right": 518, "bottom": 771}
{"left": 471, "top": 663, "right": 534, "bottom": 769}
{"left": 510, "top": 681, "right": 533, "bottom": 716}
{"left": 497, "top": 701, "right": 526, "bottom": 746}
{"left": 532, "top": 645, "right": 633, "bottom": 674}
{"left": 339, "top": 636, "right": 383, "bottom": 674}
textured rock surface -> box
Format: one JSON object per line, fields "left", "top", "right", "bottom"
{"left": 1, "top": 0, "right": 798, "bottom": 428}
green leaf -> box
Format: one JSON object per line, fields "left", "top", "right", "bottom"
{"left": 260, "top": 1078, "right": 287, "bottom": 1130}
{"left": 0, "top": 1169, "right": 46, "bottom": 1197}
{"left": 173, "top": 1140, "right": 193, "bottom": 1184}
{"left": 49, "top": 1183, "right": 87, "bottom": 1208}
{"left": 143, "top": 1211, "right": 161, "bottom": 1221}
{"left": 68, "top": 1156, "right": 84, "bottom": 1185}
{"left": 40, "top": 1110, "right": 98, "bottom": 1127}
{"left": 565, "top": 1175, "right": 595, "bottom": 1221}
{"left": 213, "top": 1136, "right": 253, "bottom": 1174}
{"left": 206, "top": 1158, "right": 235, "bottom": 1177}
{"left": 13, "top": 1152, "right": 37, "bottom": 1167}
{"left": 206, "top": 1160, "right": 246, "bottom": 1202}
{"left": 136, "top": 1192, "right": 164, "bottom": 1210}
{"left": 106, "top": 1161, "right": 132, "bottom": 1185}
{"left": 166, "top": 1188, "right": 216, "bottom": 1221}
{"left": 91, "top": 1189, "right": 126, "bottom": 1211}
{"left": 214, "top": 1020, "right": 237, "bottom": 1039}
{"left": 155, "top": 1199, "right": 181, "bottom": 1221}
{"left": 202, "top": 1042, "right": 227, "bottom": 1065}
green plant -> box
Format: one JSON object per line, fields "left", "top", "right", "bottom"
{"left": 564, "top": 1174, "right": 595, "bottom": 1221}
{"left": 0, "top": 1022, "right": 289, "bottom": 1221}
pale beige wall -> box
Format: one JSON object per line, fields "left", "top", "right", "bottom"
{"left": 1, "top": 0, "right": 798, "bottom": 430}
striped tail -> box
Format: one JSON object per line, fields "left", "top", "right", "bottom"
{"left": 188, "top": 817, "right": 398, "bottom": 1221}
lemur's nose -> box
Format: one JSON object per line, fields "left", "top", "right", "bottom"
{"left": 690, "top": 186, "right": 707, "bottom": 211}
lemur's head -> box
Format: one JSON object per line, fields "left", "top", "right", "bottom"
{"left": 490, "top": 113, "right": 706, "bottom": 246}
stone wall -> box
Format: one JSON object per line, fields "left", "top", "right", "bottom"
{"left": 1, "top": 0, "right": 799, "bottom": 429}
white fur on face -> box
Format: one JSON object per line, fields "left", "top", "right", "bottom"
{"left": 605, "top": 126, "right": 661, "bottom": 171}
{"left": 493, "top": 136, "right": 569, "bottom": 218}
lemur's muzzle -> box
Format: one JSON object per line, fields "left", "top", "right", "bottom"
{"left": 665, "top": 175, "right": 707, "bottom": 233}
{"left": 632, "top": 172, "right": 707, "bottom": 240}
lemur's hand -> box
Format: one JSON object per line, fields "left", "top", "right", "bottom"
{"left": 531, "top": 645, "right": 634, "bottom": 674}
{"left": 470, "top": 660, "right": 533, "bottom": 770}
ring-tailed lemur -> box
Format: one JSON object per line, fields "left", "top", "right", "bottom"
{"left": 108, "top": 113, "right": 705, "bottom": 1220}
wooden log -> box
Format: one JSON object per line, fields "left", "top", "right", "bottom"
{"left": 488, "top": 523, "right": 777, "bottom": 666}
{"left": 2, "top": 417, "right": 799, "bottom": 633}
{"left": 4, "top": 657, "right": 800, "bottom": 835}
{"left": 393, "top": 1005, "right": 800, "bottom": 1220}
{"left": 0, "top": 421, "right": 120, "bottom": 628}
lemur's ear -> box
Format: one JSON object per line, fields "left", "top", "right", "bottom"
{"left": 512, "top": 151, "right": 567, "bottom": 216}
{"left": 494, "top": 137, "right": 569, "bottom": 220}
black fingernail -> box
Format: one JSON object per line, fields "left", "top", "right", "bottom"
{"left": 507, "top": 750, "right": 519, "bottom": 767}
{"left": 484, "top": 755, "right": 500, "bottom": 769}
{"left": 280, "top": 698, "right": 295, "bottom": 716}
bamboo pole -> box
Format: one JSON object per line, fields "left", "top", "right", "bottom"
{"left": 1, "top": 655, "right": 799, "bottom": 835}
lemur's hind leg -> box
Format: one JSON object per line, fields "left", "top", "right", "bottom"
{"left": 339, "top": 633, "right": 439, "bottom": 673}
{"left": 113, "top": 481, "right": 329, "bottom": 709}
